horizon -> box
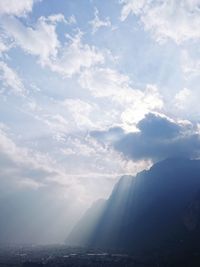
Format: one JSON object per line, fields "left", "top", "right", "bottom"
{"left": 0, "top": 0, "right": 200, "bottom": 248}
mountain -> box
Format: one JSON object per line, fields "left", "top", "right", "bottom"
{"left": 67, "top": 199, "right": 106, "bottom": 246}
{"left": 67, "top": 158, "right": 200, "bottom": 258}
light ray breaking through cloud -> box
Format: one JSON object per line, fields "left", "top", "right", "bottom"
{"left": 0, "top": 0, "right": 199, "bottom": 244}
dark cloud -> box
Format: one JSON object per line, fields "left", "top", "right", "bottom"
{"left": 91, "top": 127, "right": 125, "bottom": 143}
{"left": 91, "top": 113, "right": 200, "bottom": 161}
{"left": 137, "top": 113, "right": 181, "bottom": 139}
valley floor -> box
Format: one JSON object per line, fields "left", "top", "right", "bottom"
{"left": 0, "top": 245, "right": 200, "bottom": 267}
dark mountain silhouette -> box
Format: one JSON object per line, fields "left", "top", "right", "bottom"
{"left": 67, "top": 158, "right": 200, "bottom": 258}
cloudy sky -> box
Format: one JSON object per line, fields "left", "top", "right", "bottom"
{"left": 0, "top": 0, "right": 200, "bottom": 244}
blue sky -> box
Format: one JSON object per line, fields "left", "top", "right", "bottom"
{"left": 0, "top": 0, "right": 200, "bottom": 244}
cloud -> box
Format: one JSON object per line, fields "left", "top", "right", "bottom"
{"left": 79, "top": 67, "right": 163, "bottom": 129}
{"left": 2, "top": 15, "right": 60, "bottom": 62}
{"left": 59, "top": 133, "right": 150, "bottom": 178}
{"left": 31, "top": 97, "right": 102, "bottom": 136}
{"left": 0, "top": 61, "right": 25, "bottom": 95}
{"left": 89, "top": 7, "right": 111, "bottom": 34}
{"left": 79, "top": 67, "right": 162, "bottom": 106}
{"left": 91, "top": 127, "right": 125, "bottom": 143}
{"left": 175, "top": 88, "right": 191, "bottom": 109}
{"left": 120, "top": 0, "right": 146, "bottom": 19}
{"left": 0, "top": 122, "right": 151, "bottom": 243}
{"left": 0, "top": 0, "right": 39, "bottom": 16}
{"left": 46, "top": 31, "right": 104, "bottom": 77}
{"left": 0, "top": 124, "right": 56, "bottom": 193}
{"left": 120, "top": 0, "right": 200, "bottom": 44}
{"left": 92, "top": 112, "right": 200, "bottom": 161}
{"left": 0, "top": 124, "right": 87, "bottom": 243}
{"left": 79, "top": 67, "right": 131, "bottom": 99}
{"left": 0, "top": 121, "right": 150, "bottom": 229}
{"left": 181, "top": 49, "right": 200, "bottom": 78}
{"left": 45, "top": 14, "right": 76, "bottom": 25}
{"left": 1, "top": 15, "right": 104, "bottom": 77}
{"left": 0, "top": 124, "right": 121, "bottom": 243}
{"left": 62, "top": 98, "right": 95, "bottom": 129}
{"left": 0, "top": 37, "right": 8, "bottom": 55}
{"left": 0, "top": 129, "right": 149, "bottom": 245}
{"left": 137, "top": 113, "right": 181, "bottom": 139}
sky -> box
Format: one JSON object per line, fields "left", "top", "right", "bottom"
{"left": 0, "top": 0, "right": 200, "bottom": 244}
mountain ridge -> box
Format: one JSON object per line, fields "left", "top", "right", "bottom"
{"left": 67, "top": 158, "right": 200, "bottom": 257}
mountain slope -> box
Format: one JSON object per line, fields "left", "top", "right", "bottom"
{"left": 67, "top": 158, "right": 200, "bottom": 255}
{"left": 66, "top": 199, "right": 106, "bottom": 246}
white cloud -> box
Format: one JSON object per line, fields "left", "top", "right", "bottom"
{"left": 2, "top": 16, "right": 60, "bottom": 62}
{"left": 0, "top": 61, "right": 25, "bottom": 95}
{"left": 3, "top": 93, "right": 145, "bottom": 190}
{"left": 67, "top": 15, "right": 77, "bottom": 25}
{"left": 62, "top": 98, "right": 94, "bottom": 129}
{"left": 121, "top": 85, "right": 164, "bottom": 127}
{"left": 0, "top": 121, "right": 150, "bottom": 211}
{"left": 79, "top": 67, "right": 132, "bottom": 99}
{"left": 0, "top": 124, "right": 87, "bottom": 197}
{"left": 1, "top": 16, "right": 104, "bottom": 77}
{"left": 120, "top": 0, "right": 200, "bottom": 44}
{"left": 0, "top": 0, "right": 39, "bottom": 16}
{"left": 0, "top": 38, "right": 8, "bottom": 55}
{"left": 181, "top": 49, "right": 200, "bottom": 78}
{"left": 79, "top": 67, "right": 163, "bottom": 129}
{"left": 0, "top": 29, "right": 14, "bottom": 56}
{"left": 175, "top": 88, "right": 191, "bottom": 109}
{"left": 0, "top": 125, "right": 46, "bottom": 191}
{"left": 46, "top": 31, "right": 104, "bottom": 77}
{"left": 43, "top": 14, "right": 76, "bottom": 25}
{"left": 29, "top": 98, "right": 97, "bottom": 135}
{"left": 60, "top": 134, "right": 150, "bottom": 178}
{"left": 44, "top": 114, "right": 70, "bottom": 134}
{"left": 89, "top": 7, "right": 111, "bottom": 34}
{"left": 0, "top": 124, "right": 51, "bottom": 173}
{"left": 120, "top": 0, "right": 146, "bottom": 20}
{"left": 173, "top": 88, "right": 200, "bottom": 119}
{"left": 17, "top": 178, "right": 44, "bottom": 190}
{"left": 0, "top": 124, "right": 119, "bottom": 243}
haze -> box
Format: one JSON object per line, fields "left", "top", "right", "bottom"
{"left": 0, "top": 0, "right": 200, "bottom": 245}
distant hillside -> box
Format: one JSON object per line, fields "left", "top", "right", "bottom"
{"left": 67, "top": 158, "right": 200, "bottom": 257}
{"left": 66, "top": 198, "right": 106, "bottom": 246}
